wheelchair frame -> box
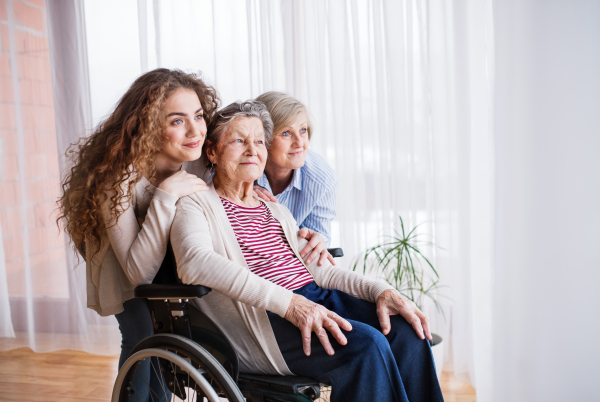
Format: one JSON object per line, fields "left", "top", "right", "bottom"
{"left": 118, "top": 243, "right": 343, "bottom": 401}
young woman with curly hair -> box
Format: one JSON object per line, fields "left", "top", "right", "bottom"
{"left": 57, "top": 68, "right": 219, "bottom": 401}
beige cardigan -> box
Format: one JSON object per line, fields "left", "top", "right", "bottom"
{"left": 86, "top": 161, "right": 204, "bottom": 316}
{"left": 171, "top": 183, "right": 394, "bottom": 375}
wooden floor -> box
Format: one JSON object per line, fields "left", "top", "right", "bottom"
{"left": 0, "top": 348, "right": 476, "bottom": 401}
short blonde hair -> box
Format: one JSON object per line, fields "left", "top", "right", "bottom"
{"left": 255, "top": 91, "right": 313, "bottom": 141}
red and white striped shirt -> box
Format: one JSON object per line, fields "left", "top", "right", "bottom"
{"left": 220, "top": 197, "right": 314, "bottom": 291}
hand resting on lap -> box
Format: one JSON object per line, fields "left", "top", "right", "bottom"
{"left": 376, "top": 289, "right": 432, "bottom": 341}
{"left": 284, "top": 294, "right": 352, "bottom": 356}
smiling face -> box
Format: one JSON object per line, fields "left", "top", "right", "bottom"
{"left": 207, "top": 116, "right": 268, "bottom": 184}
{"left": 157, "top": 88, "right": 206, "bottom": 166}
{"left": 267, "top": 111, "right": 309, "bottom": 171}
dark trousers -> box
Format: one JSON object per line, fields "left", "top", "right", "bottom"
{"left": 268, "top": 282, "right": 444, "bottom": 402}
{"left": 115, "top": 298, "right": 171, "bottom": 402}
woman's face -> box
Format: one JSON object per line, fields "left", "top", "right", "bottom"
{"left": 159, "top": 88, "right": 206, "bottom": 165}
{"left": 267, "top": 111, "right": 309, "bottom": 171}
{"left": 208, "top": 116, "right": 268, "bottom": 183}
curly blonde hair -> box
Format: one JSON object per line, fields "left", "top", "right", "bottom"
{"left": 57, "top": 68, "right": 219, "bottom": 257}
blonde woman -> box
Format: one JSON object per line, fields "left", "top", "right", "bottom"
{"left": 254, "top": 92, "right": 337, "bottom": 266}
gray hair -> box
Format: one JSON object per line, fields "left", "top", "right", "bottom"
{"left": 205, "top": 100, "right": 274, "bottom": 149}
{"left": 255, "top": 91, "right": 313, "bottom": 140}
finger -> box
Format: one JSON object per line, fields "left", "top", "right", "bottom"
{"left": 298, "top": 228, "right": 310, "bottom": 238}
{"left": 193, "top": 178, "right": 208, "bottom": 187}
{"left": 254, "top": 188, "right": 267, "bottom": 200}
{"left": 306, "top": 242, "right": 325, "bottom": 265}
{"left": 256, "top": 188, "right": 272, "bottom": 201}
{"left": 328, "top": 311, "right": 352, "bottom": 332}
{"left": 299, "top": 229, "right": 313, "bottom": 258}
{"left": 315, "top": 325, "right": 335, "bottom": 355}
{"left": 324, "top": 319, "right": 347, "bottom": 346}
{"left": 301, "top": 326, "right": 312, "bottom": 356}
{"left": 327, "top": 253, "right": 336, "bottom": 266}
{"left": 376, "top": 306, "right": 391, "bottom": 335}
{"left": 192, "top": 180, "right": 209, "bottom": 190}
{"left": 193, "top": 183, "right": 208, "bottom": 193}
{"left": 300, "top": 244, "right": 312, "bottom": 259}
{"left": 318, "top": 250, "right": 331, "bottom": 266}
{"left": 408, "top": 313, "right": 425, "bottom": 340}
{"left": 416, "top": 310, "right": 432, "bottom": 340}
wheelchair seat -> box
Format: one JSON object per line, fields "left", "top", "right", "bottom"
{"left": 127, "top": 242, "right": 342, "bottom": 401}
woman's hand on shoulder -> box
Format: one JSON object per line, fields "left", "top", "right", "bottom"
{"left": 284, "top": 294, "right": 352, "bottom": 356}
{"left": 376, "top": 289, "right": 432, "bottom": 341}
{"left": 298, "top": 228, "right": 335, "bottom": 266}
{"left": 158, "top": 170, "right": 208, "bottom": 198}
{"left": 253, "top": 185, "right": 278, "bottom": 203}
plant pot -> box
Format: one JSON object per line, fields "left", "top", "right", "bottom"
{"left": 430, "top": 333, "right": 444, "bottom": 378}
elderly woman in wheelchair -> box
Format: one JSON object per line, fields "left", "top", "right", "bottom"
{"left": 149, "top": 100, "right": 444, "bottom": 402}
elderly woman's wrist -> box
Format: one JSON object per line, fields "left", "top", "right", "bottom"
{"left": 373, "top": 283, "right": 397, "bottom": 302}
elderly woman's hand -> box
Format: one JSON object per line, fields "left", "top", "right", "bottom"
{"left": 298, "top": 228, "right": 335, "bottom": 266}
{"left": 253, "top": 185, "right": 278, "bottom": 203}
{"left": 284, "top": 294, "right": 353, "bottom": 356}
{"left": 376, "top": 289, "right": 432, "bottom": 341}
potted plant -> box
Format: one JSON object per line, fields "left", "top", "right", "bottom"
{"left": 351, "top": 216, "right": 445, "bottom": 377}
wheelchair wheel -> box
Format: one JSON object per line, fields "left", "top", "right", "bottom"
{"left": 116, "top": 334, "right": 245, "bottom": 401}
{"left": 112, "top": 348, "right": 221, "bottom": 401}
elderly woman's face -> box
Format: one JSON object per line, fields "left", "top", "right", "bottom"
{"left": 267, "top": 111, "right": 309, "bottom": 171}
{"left": 210, "top": 116, "right": 268, "bottom": 183}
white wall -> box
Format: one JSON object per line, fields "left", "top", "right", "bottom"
{"left": 493, "top": 1, "right": 600, "bottom": 400}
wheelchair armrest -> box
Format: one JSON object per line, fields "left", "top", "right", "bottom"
{"left": 134, "top": 284, "right": 212, "bottom": 299}
{"left": 327, "top": 248, "right": 344, "bottom": 258}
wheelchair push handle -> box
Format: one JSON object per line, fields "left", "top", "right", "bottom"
{"left": 327, "top": 248, "right": 344, "bottom": 258}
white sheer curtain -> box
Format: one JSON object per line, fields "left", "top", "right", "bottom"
{"left": 86, "top": 0, "right": 495, "bottom": 393}
{"left": 279, "top": 2, "right": 494, "bottom": 394}
{"left": 0, "top": 0, "right": 122, "bottom": 355}
{"left": 1, "top": 0, "right": 495, "bottom": 397}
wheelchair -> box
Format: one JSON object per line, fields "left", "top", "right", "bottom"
{"left": 111, "top": 244, "right": 344, "bottom": 402}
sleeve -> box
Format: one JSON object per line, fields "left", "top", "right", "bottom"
{"left": 300, "top": 179, "right": 337, "bottom": 246}
{"left": 171, "top": 196, "right": 294, "bottom": 318}
{"left": 103, "top": 187, "right": 179, "bottom": 286}
{"left": 297, "top": 237, "right": 394, "bottom": 303}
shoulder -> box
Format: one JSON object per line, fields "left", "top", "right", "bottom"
{"left": 263, "top": 199, "right": 298, "bottom": 228}
{"left": 301, "top": 150, "right": 338, "bottom": 188}
{"left": 183, "top": 158, "right": 212, "bottom": 183}
{"left": 177, "top": 185, "right": 219, "bottom": 213}
{"left": 264, "top": 199, "right": 291, "bottom": 216}
{"left": 103, "top": 169, "right": 145, "bottom": 203}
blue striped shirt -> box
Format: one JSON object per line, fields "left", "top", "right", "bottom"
{"left": 256, "top": 150, "right": 338, "bottom": 246}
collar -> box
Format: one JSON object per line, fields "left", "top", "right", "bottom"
{"left": 257, "top": 167, "right": 303, "bottom": 193}
{"left": 291, "top": 168, "right": 303, "bottom": 191}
